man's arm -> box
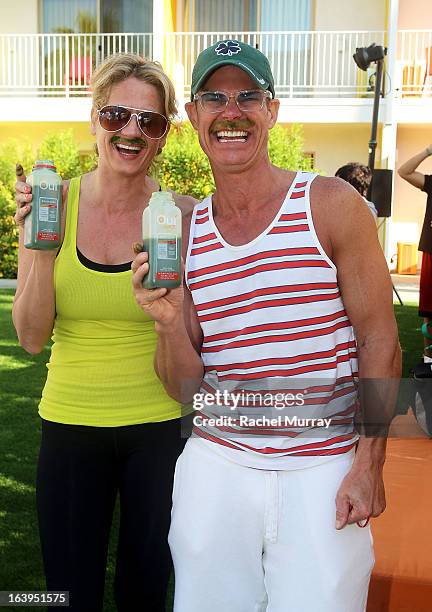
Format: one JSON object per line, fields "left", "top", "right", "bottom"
{"left": 398, "top": 145, "right": 432, "bottom": 190}
{"left": 153, "top": 284, "right": 204, "bottom": 404}
{"left": 131, "top": 203, "right": 204, "bottom": 404}
{"left": 312, "top": 177, "right": 401, "bottom": 529}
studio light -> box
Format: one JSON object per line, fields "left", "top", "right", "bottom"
{"left": 353, "top": 43, "right": 387, "bottom": 71}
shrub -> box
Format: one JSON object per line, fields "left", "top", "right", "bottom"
{"left": 0, "top": 182, "right": 18, "bottom": 279}
{"left": 38, "top": 129, "right": 83, "bottom": 179}
{"left": 0, "top": 130, "right": 96, "bottom": 278}
{"left": 269, "top": 123, "right": 314, "bottom": 172}
{"left": 0, "top": 139, "right": 34, "bottom": 192}
{"left": 155, "top": 122, "right": 215, "bottom": 200}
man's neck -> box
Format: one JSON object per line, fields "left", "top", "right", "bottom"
{"left": 211, "top": 162, "right": 294, "bottom": 218}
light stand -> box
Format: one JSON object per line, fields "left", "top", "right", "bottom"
{"left": 353, "top": 43, "right": 387, "bottom": 186}
{"left": 353, "top": 44, "right": 403, "bottom": 305}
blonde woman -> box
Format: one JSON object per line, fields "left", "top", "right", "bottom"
{"left": 14, "top": 54, "right": 195, "bottom": 612}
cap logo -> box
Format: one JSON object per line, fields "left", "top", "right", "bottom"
{"left": 215, "top": 40, "right": 241, "bottom": 57}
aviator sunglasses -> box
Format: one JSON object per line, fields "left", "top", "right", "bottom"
{"left": 97, "top": 105, "right": 169, "bottom": 139}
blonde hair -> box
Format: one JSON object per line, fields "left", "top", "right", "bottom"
{"left": 91, "top": 53, "right": 177, "bottom": 121}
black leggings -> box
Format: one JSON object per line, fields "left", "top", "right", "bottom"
{"left": 36, "top": 418, "right": 186, "bottom": 612}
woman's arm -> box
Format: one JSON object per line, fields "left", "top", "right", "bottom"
{"left": 12, "top": 172, "right": 69, "bottom": 354}
{"left": 12, "top": 244, "right": 57, "bottom": 354}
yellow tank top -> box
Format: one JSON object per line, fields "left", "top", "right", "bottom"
{"left": 39, "top": 176, "right": 180, "bottom": 426}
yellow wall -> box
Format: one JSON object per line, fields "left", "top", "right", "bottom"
{"left": 0, "top": 0, "right": 38, "bottom": 34}
{"left": 314, "top": 0, "right": 386, "bottom": 30}
{"left": 0, "top": 122, "right": 95, "bottom": 154}
{"left": 298, "top": 123, "right": 374, "bottom": 175}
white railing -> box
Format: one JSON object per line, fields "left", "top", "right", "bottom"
{"left": 165, "top": 31, "right": 386, "bottom": 98}
{"left": 397, "top": 30, "right": 432, "bottom": 97}
{"left": 0, "top": 33, "right": 153, "bottom": 96}
{"left": 2, "top": 30, "right": 430, "bottom": 99}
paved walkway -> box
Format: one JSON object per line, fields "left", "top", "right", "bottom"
{"left": 391, "top": 273, "right": 419, "bottom": 306}
{"left": 0, "top": 273, "right": 420, "bottom": 306}
{"left": 0, "top": 279, "right": 17, "bottom": 288}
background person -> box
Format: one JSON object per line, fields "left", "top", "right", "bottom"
{"left": 335, "top": 162, "right": 378, "bottom": 218}
{"left": 398, "top": 145, "right": 432, "bottom": 357}
{"left": 132, "top": 40, "right": 401, "bottom": 612}
{"left": 13, "top": 53, "right": 195, "bottom": 612}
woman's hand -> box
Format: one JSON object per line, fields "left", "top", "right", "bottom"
{"left": 131, "top": 250, "right": 185, "bottom": 329}
{"left": 14, "top": 165, "right": 32, "bottom": 227}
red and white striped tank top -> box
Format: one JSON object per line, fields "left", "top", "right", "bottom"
{"left": 185, "top": 172, "right": 359, "bottom": 469}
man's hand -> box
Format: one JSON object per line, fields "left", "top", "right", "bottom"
{"left": 335, "top": 462, "right": 386, "bottom": 529}
{"left": 15, "top": 164, "right": 32, "bottom": 227}
{"left": 131, "top": 250, "right": 184, "bottom": 328}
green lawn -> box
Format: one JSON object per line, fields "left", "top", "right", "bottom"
{"left": 0, "top": 288, "right": 422, "bottom": 610}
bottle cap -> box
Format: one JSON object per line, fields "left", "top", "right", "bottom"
{"left": 149, "top": 190, "right": 175, "bottom": 205}
{"left": 33, "top": 159, "right": 57, "bottom": 171}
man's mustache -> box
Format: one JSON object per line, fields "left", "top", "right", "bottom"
{"left": 210, "top": 119, "right": 254, "bottom": 133}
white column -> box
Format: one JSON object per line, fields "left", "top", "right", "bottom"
{"left": 173, "top": 1, "right": 186, "bottom": 113}
{"left": 380, "top": 0, "right": 400, "bottom": 263}
{"left": 152, "top": 0, "right": 165, "bottom": 64}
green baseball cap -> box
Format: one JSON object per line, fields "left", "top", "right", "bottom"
{"left": 191, "top": 39, "right": 275, "bottom": 100}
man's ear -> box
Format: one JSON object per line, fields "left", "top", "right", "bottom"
{"left": 185, "top": 101, "right": 198, "bottom": 130}
{"left": 267, "top": 98, "right": 280, "bottom": 129}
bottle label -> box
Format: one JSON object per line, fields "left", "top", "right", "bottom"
{"left": 37, "top": 231, "right": 59, "bottom": 241}
{"left": 157, "top": 235, "right": 177, "bottom": 260}
{"left": 38, "top": 197, "right": 58, "bottom": 223}
{"left": 156, "top": 271, "right": 179, "bottom": 281}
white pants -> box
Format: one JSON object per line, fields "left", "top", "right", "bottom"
{"left": 168, "top": 439, "right": 374, "bottom": 612}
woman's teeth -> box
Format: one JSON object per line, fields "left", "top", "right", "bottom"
{"left": 216, "top": 130, "right": 248, "bottom": 143}
{"left": 114, "top": 143, "right": 143, "bottom": 155}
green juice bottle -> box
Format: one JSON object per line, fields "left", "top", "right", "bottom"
{"left": 24, "top": 160, "right": 62, "bottom": 250}
{"left": 142, "top": 191, "right": 182, "bottom": 289}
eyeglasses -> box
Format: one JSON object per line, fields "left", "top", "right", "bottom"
{"left": 97, "top": 105, "right": 169, "bottom": 139}
{"left": 193, "top": 90, "right": 271, "bottom": 114}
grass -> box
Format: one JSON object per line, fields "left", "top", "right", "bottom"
{"left": 0, "top": 289, "right": 423, "bottom": 611}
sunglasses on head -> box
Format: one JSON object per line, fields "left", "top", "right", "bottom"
{"left": 97, "top": 105, "right": 169, "bottom": 139}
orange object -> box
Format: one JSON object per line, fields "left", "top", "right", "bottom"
{"left": 68, "top": 57, "right": 92, "bottom": 85}
{"left": 367, "top": 412, "right": 432, "bottom": 611}
{"left": 424, "top": 47, "right": 432, "bottom": 83}
{"left": 397, "top": 242, "right": 418, "bottom": 275}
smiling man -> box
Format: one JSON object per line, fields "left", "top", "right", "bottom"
{"left": 132, "top": 40, "right": 401, "bottom": 612}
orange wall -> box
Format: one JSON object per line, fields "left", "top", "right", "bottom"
{"left": 398, "top": 0, "right": 432, "bottom": 29}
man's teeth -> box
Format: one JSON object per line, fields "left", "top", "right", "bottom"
{"left": 216, "top": 130, "right": 248, "bottom": 140}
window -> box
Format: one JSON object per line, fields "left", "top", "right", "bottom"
{"left": 102, "top": 0, "right": 152, "bottom": 33}
{"left": 41, "top": 0, "right": 153, "bottom": 33}
{"left": 183, "top": 0, "right": 311, "bottom": 32}
{"left": 42, "top": 0, "right": 97, "bottom": 33}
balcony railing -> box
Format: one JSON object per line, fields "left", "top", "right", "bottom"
{"left": 397, "top": 30, "right": 432, "bottom": 97}
{"left": 0, "top": 30, "right": 386, "bottom": 100}
{"left": 0, "top": 30, "right": 430, "bottom": 100}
